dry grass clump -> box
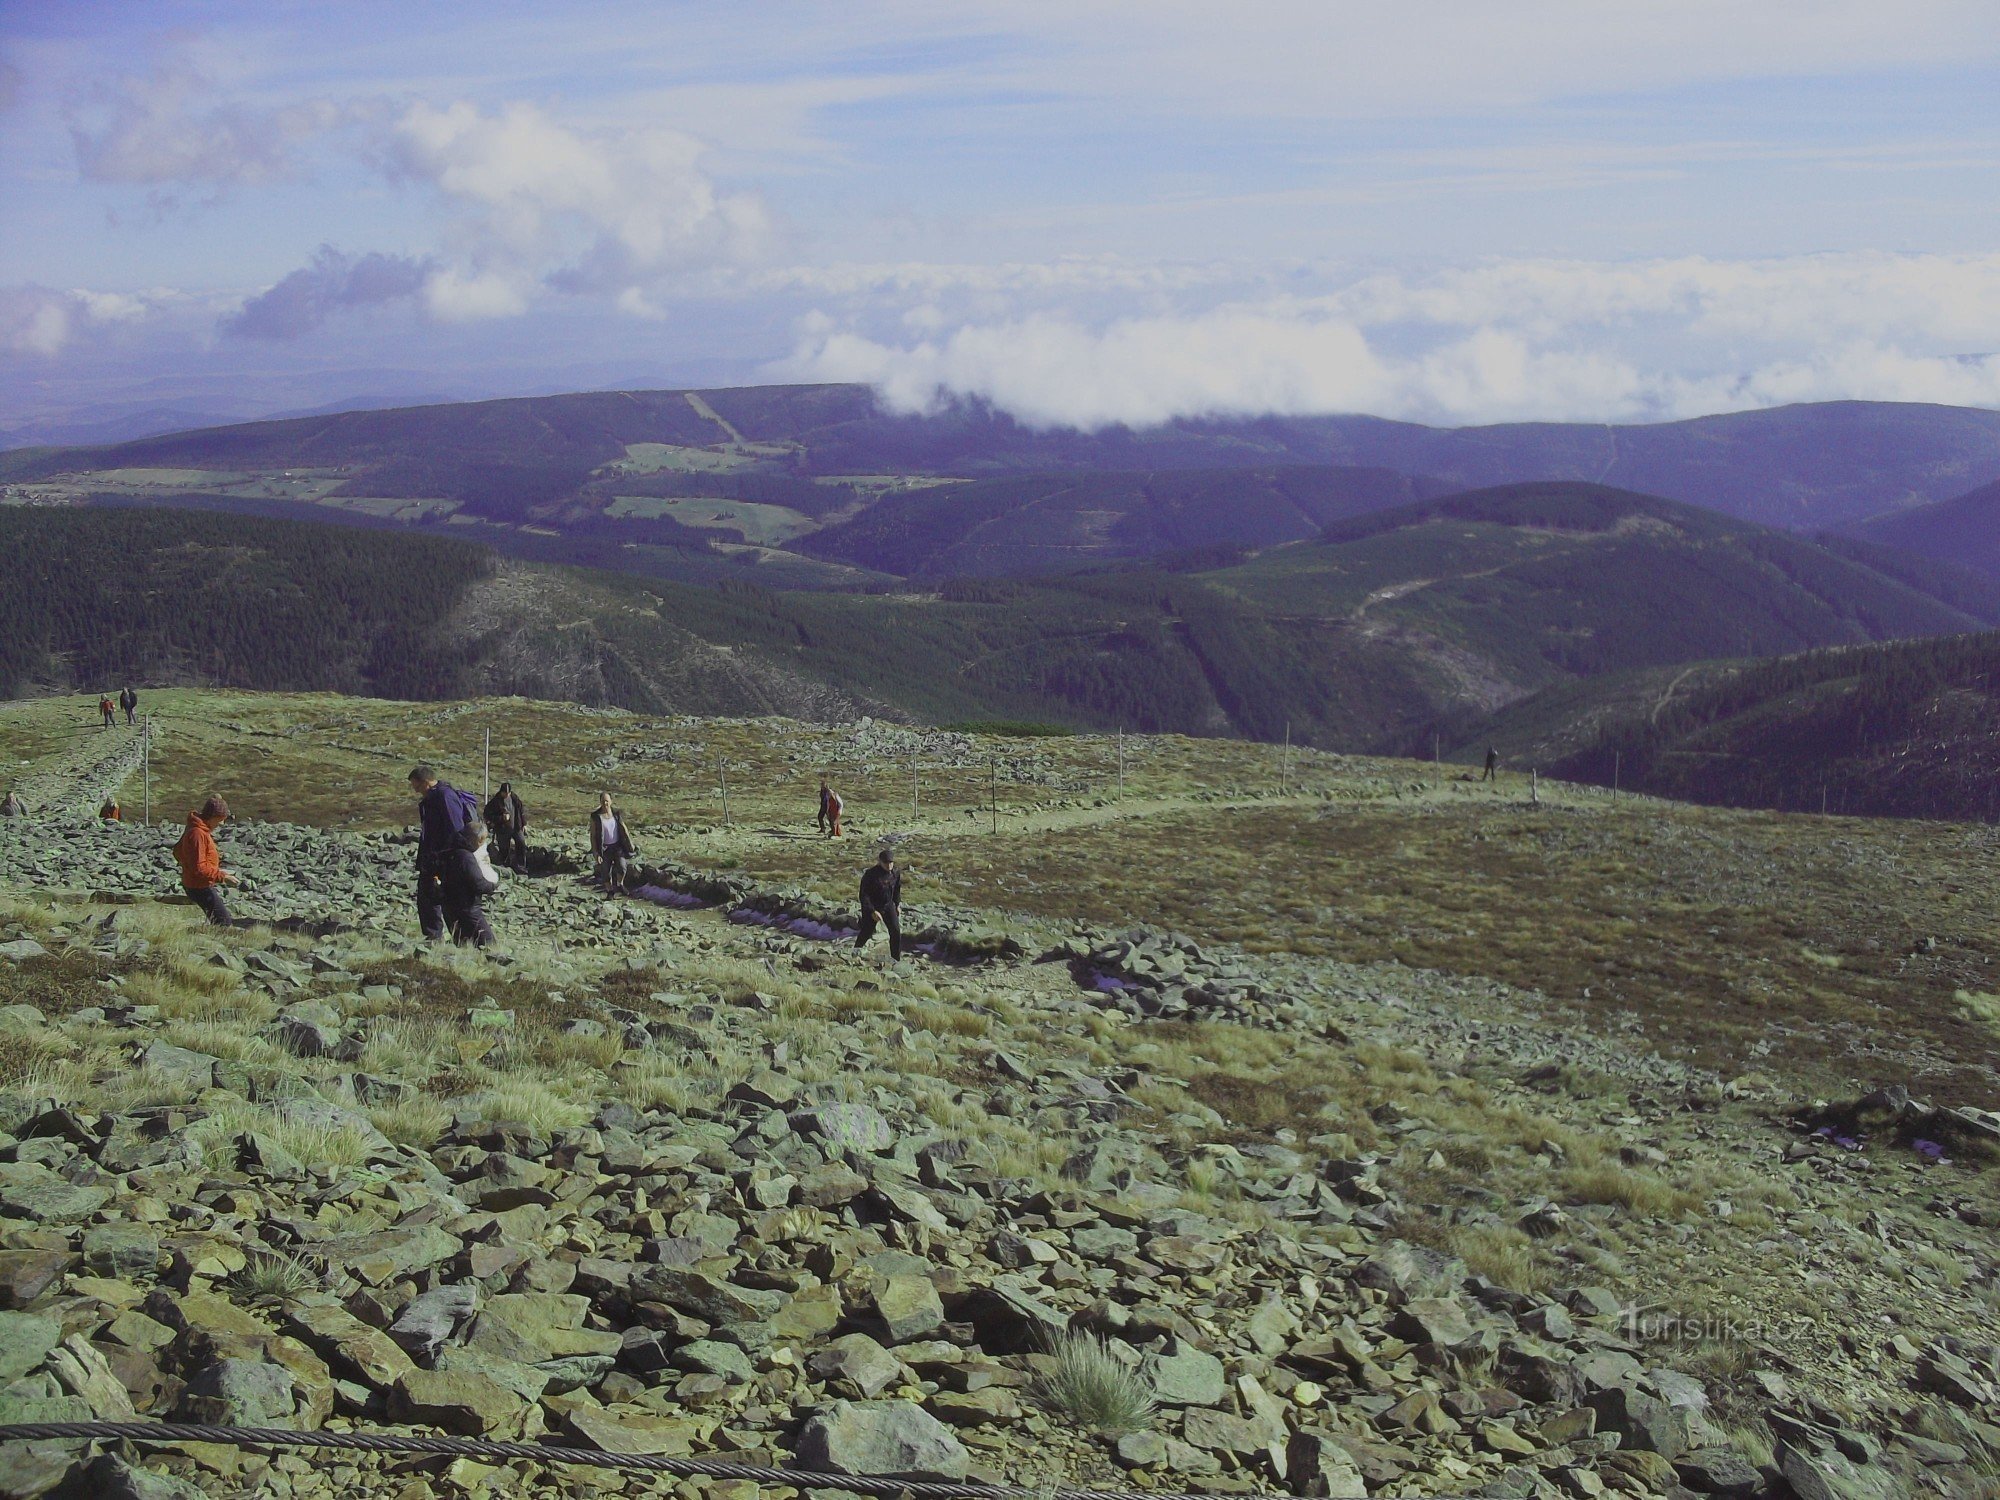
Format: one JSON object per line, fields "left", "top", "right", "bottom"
{"left": 1034, "top": 1334, "right": 1155, "bottom": 1434}
{"left": 229, "top": 1251, "right": 320, "bottom": 1306}
{"left": 363, "top": 1094, "right": 452, "bottom": 1148}
{"left": 1559, "top": 1161, "right": 1702, "bottom": 1218}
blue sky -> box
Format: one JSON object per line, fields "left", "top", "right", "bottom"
{"left": 4, "top": 1, "right": 2000, "bottom": 438}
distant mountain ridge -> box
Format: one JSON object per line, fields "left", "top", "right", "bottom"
{"left": 6, "top": 386, "right": 2000, "bottom": 546}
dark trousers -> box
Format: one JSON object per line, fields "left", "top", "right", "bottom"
{"left": 186, "top": 885, "right": 232, "bottom": 927}
{"left": 416, "top": 869, "right": 447, "bottom": 940}
{"left": 446, "top": 901, "right": 493, "bottom": 948}
{"left": 856, "top": 905, "right": 901, "bottom": 959}
{"left": 492, "top": 828, "right": 525, "bottom": 871}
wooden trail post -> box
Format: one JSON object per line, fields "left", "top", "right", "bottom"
{"left": 1282, "top": 721, "right": 1292, "bottom": 795}
{"left": 990, "top": 758, "right": 998, "bottom": 835}
{"left": 1822, "top": 782, "right": 1828, "bottom": 816}
{"left": 142, "top": 717, "right": 151, "bottom": 828}
{"left": 1530, "top": 768, "right": 1539, "bottom": 807}
{"left": 1117, "top": 728, "right": 1124, "bottom": 795}
{"left": 719, "top": 756, "right": 731, "bottom": 828}
{"left": 483, "top": 730, "right": 491, "bottom": 803}
{"left": 1613, "top": 751, "right": 1620, "bottom": 798}
{"left": 1434, "top": 732, "right": 1441, "bottom": 786}
{"left": 912, "top": 748, "right": 919, "bottom": 816}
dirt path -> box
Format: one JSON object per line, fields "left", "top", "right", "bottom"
{"left": 1651, "top": 663, "right": 1699, "bottom": 725}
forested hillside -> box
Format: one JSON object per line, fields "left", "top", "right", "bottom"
{"left": 1849, "top": 475, "right": 2000, "bottom": 582}
{"left": 8, "top": 493, "right": 1998, "bottom": 765}
{"left": 791, "top": 465, "right": 1449, "bottom": 577}
{"left": 0, "top": 508, "right": 492, "bottom": 700}
{"left": 1536, "top": 631, "right": 2000, "bottom": 821}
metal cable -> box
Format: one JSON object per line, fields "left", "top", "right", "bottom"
{"left": 0, "top": 1421, "right": 1256, "bottom": 1500}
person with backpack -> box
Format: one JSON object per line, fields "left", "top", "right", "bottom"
{"left": 816, "top": 777, "right": 833, "bottom": 835}
{"left": 485, "top": 782, "right": 527, "bottom": 873}
{"left": 409, "top": 764, "right": 478, "bottom": 941}
{"left": 174, "top": 794, "right": 238, "bottom": 926}
{"left": 855, "top": 847, "right": 902, "bottom": 960}
{"left": 120, "top": 687, "right": 138, "bottom": 726}
{"left": 590, "top": 792, "right": 636, "bottom": 895}
{"left": 440, "top": 817, "right": 499, "bottom": 948}
{"left": 823, "top": 783, "right": 844, "bottom": 839}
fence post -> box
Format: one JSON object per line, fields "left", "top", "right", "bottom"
{"left": 719, "top": 756, "right": 731, "bottom": 828}
{"left": 1282, "top": 720, "right": 1291, "bottom": 795}
{"left": 1613, "top": 751, "right": 1620, "bottom": 798}
{"left": 990, "top": 758, "right": 998, "bottom": 835}
{"left": 912, "top": 748, "right": 919, "bottom": 816}
{"left": 143, "top": 717, "right": 152, "bottom": 828}
{"left": 1117, "top": 728, "right": 1125, "bottom": 795}
{"left": 1530, "top": 767, "right": 1539, "bottom": 808}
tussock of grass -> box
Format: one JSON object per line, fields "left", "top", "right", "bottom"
{"left": 229, "top": 1251, "right": 320, "bottom": 1306}
{"left": 458, "top": 1076, "right": 589, "bottom": 1134}
{"left": 362, "top": 1095, "right": 452, "bottom": 1148}
{"left": 1560, "top": 1162, "right": 1701, "bottom": 1218}
{"left": 1034, "top": 1334, "right": 1155, "bottom": 1434}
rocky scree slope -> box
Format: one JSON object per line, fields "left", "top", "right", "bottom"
{"left": 0, "top": 803, "right": 1989, "bottom": 1498}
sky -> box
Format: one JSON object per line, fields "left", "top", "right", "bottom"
{"left": 4, "top": 0, "right": 2000, "bottom": 438}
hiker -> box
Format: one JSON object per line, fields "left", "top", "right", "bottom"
{"left": 823, "top": 782, "right": 844, "bottom": 839}
{"left": 855, "top": 847, "right": 902, "bottom": 960}
{"left": 440, "top": 817, "right": 499, "bottom": 948}
{"left": 1482, "top": 746, "right": 1500, "bottom": 782}
{"left": 410, "top": 764, "right": 477, "bottom": 942}
{"left": 98, "top": 798, "right": 121, "bottom": 822}
{"left": 98, "top": 696, "right": 114, "bottom": 730}
{"left": 816, "top": 777, "right": 833, "bottom": 835}
{"left": 590, "top": 792, "right": 636, "bottom": 895}
{"left": 0, "top": 792, "right": 22, "bottom": 818}
{"left": 485, "top": 782, "right": 528, "bottom": 873}
{"left": 173, "top": 794, "right": 237, "bottom": 926}
{"left": 120, "top": 687, "right": 137, "bottom": 726}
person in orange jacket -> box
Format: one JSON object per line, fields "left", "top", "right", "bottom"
{"left": 173, "top": 794, "right": 237, "bottom": 926}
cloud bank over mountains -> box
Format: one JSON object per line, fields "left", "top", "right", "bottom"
{"left": 7, "top": 5, "right": 2000, "bottom": 432}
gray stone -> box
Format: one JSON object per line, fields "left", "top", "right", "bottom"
{"left": 176, "top": 1358, "right": 297, "bottom": 1426}
{"left": 1391, "top": 1297, "right": 1475, "bottom": 1346}
{"left": 1142, "top": 1345, "right": 1225, "bottom": 1407}
{"left": 795, "top": 1400, "right": 971, "bottom": 1481}
{"left": 1779, "top": 1443, "right": 1900, "bottom": 1500}
{"left": 0, "top": 1312, "right": 61, "bottom": 1381}
{"left": 810, "top": 1334, "right": 906, "bottom": 1399}
{"left": 789, "top": 1103, "right": 896, "bottom": 1153}
{"left": 873, "top": 1276, "right": 944, "bottom": 1343}
{"left": 670, "top": 1339, "right": 755, "bottom": 1382}
{"left": 82, "top": 1224, "right": 160, "bottom": 1281}
{"left": 389, "top": 1284, "right": 481, "bottom": 1360}
{"left": 1586, "top": 1385, "right": 1693, "bottom": 1459}
{"left": 51, "top": 1454, "right": 209, "bottom": 1500}
{"left": 1674, "top": 1449, "right": 1763, "bottom": 1496}
{"left": 630, "top": 1266, "right": 786, "bottom": 1325}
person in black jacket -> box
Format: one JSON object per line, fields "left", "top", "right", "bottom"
{"left": 409, "top": 764, "right": 473, "bottom": 941}
{"left": 440, "top": 818, "right": 498, "bottom": 948}
{"left": 855, "top": 848, "right": 902, "bottom": 960}
{"left": 1482, "top": 746, "right": 1500, "bottom": 782}
{"left": 485, "top": 782, "right": 527, "bottom": 872}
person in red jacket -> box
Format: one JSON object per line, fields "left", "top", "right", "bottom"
{"left": 97, "top": 696, "right": 114, "bottom": 731}
{"left": 173, "top": 794, "right": 237, "bottom": 926}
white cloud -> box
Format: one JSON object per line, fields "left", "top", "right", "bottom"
{"left": 67, "top": 60, "right": 351, "bottom": 186}
{"left": 0, "top": 285, "right": 154, "bottom": 357}
{"left": 781, "top": 288, "right": 2000, "bottom": 430}
{"left": 386, "top": 100, "right": 768, "bottom": 317}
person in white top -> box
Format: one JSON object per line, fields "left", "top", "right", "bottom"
{"left": 589, "top": 792, "right": 636, "bottom": 894}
